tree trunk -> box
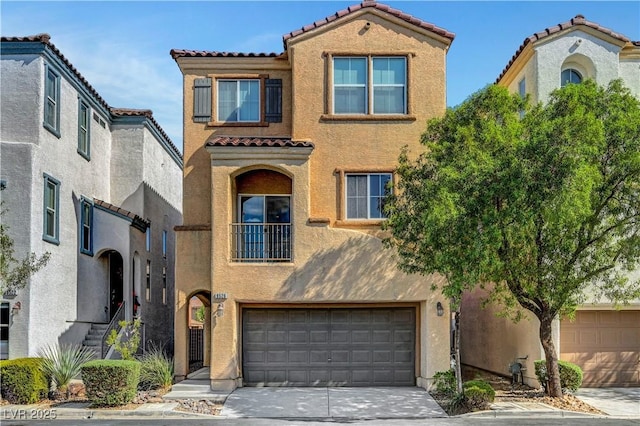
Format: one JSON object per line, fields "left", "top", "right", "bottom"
{"left": 454, "top": 310, "right": 463, "bottom": 393}
{"left": 539, "top": 313, "right": 563, "bottom": 398}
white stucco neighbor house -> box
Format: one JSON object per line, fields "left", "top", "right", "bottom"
{"left": 0, "top": 34, "right": 183, "bottom": 360}
{"left": 460, "top": 16, "right": 640, "bottom": 387}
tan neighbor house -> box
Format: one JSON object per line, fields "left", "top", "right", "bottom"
{"left": 171, "top": 1, "right": 455, "bottom": 391}
{"left": 460, "top": 15, "right": 640, "bottom": 388}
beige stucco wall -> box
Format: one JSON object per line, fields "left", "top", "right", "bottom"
{"left": 174, "top": 8, "right": 452, "bottom": 389}
{"left": 460, "top": 287, "right": 546, "bottom": 387}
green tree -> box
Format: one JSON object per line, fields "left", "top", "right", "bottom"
{"left": 0, "top": 202, "right": 50, "bottom": 295}
{"left": 384, "top": 80, "right": 640, "bottom": 398}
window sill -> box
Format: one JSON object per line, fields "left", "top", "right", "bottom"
{"left": 77, "top": 149, "right": 91, "bottom": 161}
{"left": 43, "top": 123, "right": 61, "bottom": 138}
{"left": 334, "top": 219, "right": 386, "bottom": 228}
{"left": 43, "top": 235, "right": 60, "bottom": 245}
{"left": 320, "top": 114, "right": 416, "bottom": 122}
{"left": 206, "top": 121, "right": 270, "bottom": 127}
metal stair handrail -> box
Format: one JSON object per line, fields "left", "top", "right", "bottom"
{"left": 101, "top": 301, "right": 125, "bottom": 358}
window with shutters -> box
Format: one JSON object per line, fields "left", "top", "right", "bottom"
{"left": 192, "top": 76, "right": 282, "bottom": 125}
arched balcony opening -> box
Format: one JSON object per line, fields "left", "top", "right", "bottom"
{"left": 232, "top": 169, "right": 293, "bottom": 262}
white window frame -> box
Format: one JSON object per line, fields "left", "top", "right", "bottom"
{"left": 217, "top": 79, "right": 260, "bottom": 122}
{"left": 345, "top": 173, "right": 393, "bottom": 220}
{"left": 333, "top": 56, "right": 407, "bottom": 115}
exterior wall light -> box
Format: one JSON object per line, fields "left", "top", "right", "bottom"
{"left": 11, "top": 301, "right": 21, "bottom": 315}
{"left": 436, "top": 301, "right": 444, "bottom": 317}
{"left": 214, "top": 302, "right": 225, "bottom": 317}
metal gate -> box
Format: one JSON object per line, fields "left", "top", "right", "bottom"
{"left": 189, "top": 327, "right": 204, "bottom": 373}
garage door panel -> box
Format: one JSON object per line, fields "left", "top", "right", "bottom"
{"left": 310, "top": 330, "right": 328, "bottom": 343}
{"left": 310, "top": 350, "right": 329, "bottom": 364}
{"left": 243, "top": 308, "right": 415, "bottom": 386}
{"left": 561, "top": 310, "right": 639, "bottom": 387}
{"left": 289, "top": 351, "right": 308, "bottom": 363}
{"left": 373, "top": 330, "right": 391, "bottom": 343}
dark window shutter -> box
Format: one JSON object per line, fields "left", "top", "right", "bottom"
{"left": 265, "top": 79, "right": 282, "bottom": 123}
{"left": 193, "top": 78, "right": 212, "bottom": 122}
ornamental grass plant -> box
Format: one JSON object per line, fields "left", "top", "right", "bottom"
{"left": 38, "top": 343, "right": 95, "bottom": 398}
{"left": 137, "top": 344, "right": 174, "bottom": 391}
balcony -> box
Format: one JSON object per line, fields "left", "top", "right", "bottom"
{"left": 230, "top": 223, "right": 291, "bottom": 262}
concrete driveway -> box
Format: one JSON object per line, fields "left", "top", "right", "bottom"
{"left": 576, "top": 388, "right": 640, "bottom": 417}
{"left": 220, "top": 387, "right": 447, "bottom": 419}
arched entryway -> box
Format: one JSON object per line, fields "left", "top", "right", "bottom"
{"left": 188, "top": 291, "right": 211, "bottom": 373}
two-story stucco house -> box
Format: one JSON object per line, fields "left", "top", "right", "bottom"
{"left": 460, "top": 16, "right": 640, "bottom": 387}
{"left": 0, "top": 34, "right": 183, "bottom": 359}
{"left": 172, "top": 1, "right": 454, "bottom": 390}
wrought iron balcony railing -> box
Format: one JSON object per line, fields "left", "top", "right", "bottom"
{"left": 230, "top": 223, "right": 291, "bottom": 262}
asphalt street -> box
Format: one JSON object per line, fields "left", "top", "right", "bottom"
{"left": 2, "top": 418, "right": 639, "bottom": 426}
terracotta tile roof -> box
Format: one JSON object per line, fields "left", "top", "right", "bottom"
{"left": 496, "top": 15, "right": 632, "bottom": 83}
{"left": 283, "top": 1, "right": 455, "bottom": 46}
{"left": 2, "top": 34, "right": 111, "bottom": 111}
{"left": 2, "top": 34, "right": 182, "bottom": 161}
{"left": 93, "top": 198, "right": 148, "bottom": 231}
{"left": 171, "top": 1, "right": 454, "bottom": 59}
{"left": 206, "top": 136, "right": 315, "bottom": 148}
{"left": 110, "top": 108, "right": 182, "bottom": 160}
{"left": 170, "top": 50, "right": 282, "bottom": 59}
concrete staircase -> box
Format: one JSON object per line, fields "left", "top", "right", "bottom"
{"left": 162, "top": 368, "right": 228, "bottom": 402}
{"left": 82, "top": 323, "right": 109, "bottom": 359}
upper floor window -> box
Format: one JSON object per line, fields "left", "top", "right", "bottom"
{"left": 518, "top": 78, "right": 526, "bottom": 118}
{"left": 145, "top": 226, "right": 151, "bottom": 251}
{"left": 145, "top": 260, "right": 151, "bottom": 301}
{"left": 43, "top": 173, "right": 60, "bottom": 244}
{"left": 194, "top": 77, "right": 282, "bottom": 124}
{"left": 218, "top": 79, "right": 260, "bottom": 122}
{"left": 78, "top": 99, "right": 91, "bottom": 160}
{"left": 561, "top": 69, "right": 582, "bottom": 87}
{"left": 333, "top": 57, "right": 406, "bottom": 115}
{"left": 162, "top": 230, "right": 167, "bottom": 258}
{"left": 80, "top": 197, "right": 93, "bottom": 255}
{"left": 44, "top": 64, "right": 61, "bottom": 137}
{"left": 346, "top": 173, "right": 392, "bottom": 219}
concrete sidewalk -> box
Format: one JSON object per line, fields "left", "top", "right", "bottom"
{"left": 2, "top": 385, "right": 638, "bottom": 421}
{"left": 576, "top": 388, "right": 640, "bottom": 418}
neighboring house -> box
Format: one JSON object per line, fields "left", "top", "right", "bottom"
{"left": 460, "top": 16, "right": 640, "bottom": 387}
{"left": 171, "top": 1, "right": 454, "bottom": 390}
{"left": 0, "top": 34, "right": 183, "bottom": 359}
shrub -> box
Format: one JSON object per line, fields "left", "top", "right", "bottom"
{"left": 0, "top": 358, "right": 49, "bottom": 404}
{"left": 81, "top": 360, "right": 140, "bottom": 406}
{"left": 38, "top": 343, "right": 95, "bottom": 396}
{"left": 534, "top": 359, "right": 583, "bottom": 393}
{"left": 463, "top": 379, "right": 495, "bottom": 411}
{"left": 432, "top": 369, "right": 456, "bottom": 396}
{"left": 137, "top": 344, "right": 174, "bottom": 391}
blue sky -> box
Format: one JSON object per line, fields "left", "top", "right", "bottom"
{"left": 2, "top": 1, "right": 639, "bottom": 152}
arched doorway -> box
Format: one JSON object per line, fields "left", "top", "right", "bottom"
{"left": 108, "top": 251, "right": 124, "bottom": 321}
{"left": 188, "top": 291, "right": 211, "bottom": 373}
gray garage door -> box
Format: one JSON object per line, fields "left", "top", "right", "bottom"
{"left": 242, "top": 307, "right": 415, "bottom": 386}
